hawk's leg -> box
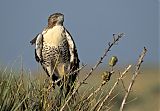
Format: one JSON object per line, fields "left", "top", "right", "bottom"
{"left": 58, "top": 75, "right": 76, "bottom": 98}
{"left": 52, "top": 74, "right": 61, "bottom": 86}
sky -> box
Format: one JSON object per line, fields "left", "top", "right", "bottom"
{"left": 0, "top": 0, "right": 158, "bottom": 70}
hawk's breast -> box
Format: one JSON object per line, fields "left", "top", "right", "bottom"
{"left": 43, "top": 26, "right": 65, "bottom": 46}
{"left": 41, "top": 25, "right": 70, "bottom": 77}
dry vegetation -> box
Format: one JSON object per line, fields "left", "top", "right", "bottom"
{"left": 0, "top": 33, "right": 158, "bottom": 111}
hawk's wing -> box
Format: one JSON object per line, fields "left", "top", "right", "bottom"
{"left": 30, "top": 33, "right": 43, "bottom": 62}
{"left": 65, "top": 29, "right": 80, "bottom": 72}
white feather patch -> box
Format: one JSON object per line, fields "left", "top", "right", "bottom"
{"left": 35, "top": 33, "right": 43, "bottom": 61}
{"left": 65, "top": 30, "right": 74, "bottom": 63}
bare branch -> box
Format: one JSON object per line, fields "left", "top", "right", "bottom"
{"left": 119, "top": 47, "right": 147, "bottom": 111}
{"left": 60, "top": 33, "right": 125, "bottom": 111}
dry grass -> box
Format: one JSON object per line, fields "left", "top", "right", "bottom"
{"left": 0, "top": 65, "right": 159, "bottom": 111}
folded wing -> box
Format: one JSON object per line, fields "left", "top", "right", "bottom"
{"left": 30, "top": 34, "right": 43, "bottom": 62}
{"left": 65, "top": 29, "right": 80, "bottom": 73}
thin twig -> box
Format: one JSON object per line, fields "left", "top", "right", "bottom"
{"left": 118, "top": 72, "right": 128, "bottom": 92}
{"left": 125, "top": 97, "right": 137, "bottom": 105}
{"left": 60, "top": 33, "right": 125, "bottom": 111}
{"left": 87, "top": 81, "right": 106, "bottom": 100}
{"left": 107, "top": 92, "right": 120, "bottom": 106}
{"left": 97, "top": 65, "right": 132, "bottom": 111}
{"left": 119, "top": 47, "right": 147, "bottom": 111}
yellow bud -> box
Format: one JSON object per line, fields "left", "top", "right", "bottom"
{"left": 102, "top": 71, "right": 112, "bottom": 82}
{"left": 109, "top": 56, "right": 118, "bottom": 67}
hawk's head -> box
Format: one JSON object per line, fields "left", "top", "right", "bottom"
{"left": 48, "top": 13, "right": 64, "bottom": 28}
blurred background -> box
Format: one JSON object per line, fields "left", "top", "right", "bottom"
{"left": 0, "top": 0, "right": 159, "bottom": 111}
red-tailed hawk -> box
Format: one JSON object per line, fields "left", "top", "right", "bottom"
{"left": 30, "top": 13, "right": 79, "bottom": 95}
